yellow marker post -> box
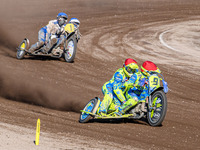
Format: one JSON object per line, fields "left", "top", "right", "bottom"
{"left": 35, "top": 118, "right": 40, "bottom": 145}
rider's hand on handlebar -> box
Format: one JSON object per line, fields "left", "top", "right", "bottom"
{"left": 122, "top": 100, "right": 126, "bottom": 105}
{"left": 56, "top": 29, "right": 61, "bottom": 35}
{"left": 56, "top": 27, "right": 64, "bottom": 35}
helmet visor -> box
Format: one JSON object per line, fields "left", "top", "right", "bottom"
{"left": 58, "top": 17, "right": 66, "bottom": 26}
{"left": 126, "top": 66, "right": 137, "bottom": 74}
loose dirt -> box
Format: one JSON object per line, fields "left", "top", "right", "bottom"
{"left": 0, "top": 0, "right": 199, "bottom": 149}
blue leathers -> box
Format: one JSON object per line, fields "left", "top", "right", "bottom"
{"left": 98, "top": 58, "right": 139, "bottom": 115}
{"left": 99, "top": 68, "right": 142, "bottom": 114}
{"left": 126, "top": 73, "right": 149, "bottom": 102}
{"left": 99, "top": 68, "right": 129, "bottom": 114}
{"left": 115, "top": 72, "right": 149, "bottom": 115}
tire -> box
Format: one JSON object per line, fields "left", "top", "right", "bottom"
{"left": 16, "top": 50, "right": 26, "bottom": 59}
{"left": 63, "top": 34, "right": 77, "bottom": 63}
{"left": 147, "top": 90, "right": 167, "bottom": 126}
{"left": 79, "top": 98, "right": 99, "bottom": 123}
{"left": 16, "top": 39, "right": 28, "bottom": 59}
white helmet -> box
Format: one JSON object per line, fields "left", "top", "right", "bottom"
{"left": 69, "top": 18, "right": 80, "bottom": 27}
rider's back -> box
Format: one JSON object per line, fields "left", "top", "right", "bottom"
{"left": 46, "top": 20, "right": 62, "bottom": 35}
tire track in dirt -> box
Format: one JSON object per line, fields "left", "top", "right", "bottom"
{"left": 0, "top": 0, "right": 200, "bottom": 149}
{"left": 123, "top": 18, "right": 200, "bottom": 76}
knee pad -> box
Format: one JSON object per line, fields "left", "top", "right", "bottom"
{"left": 50, "top": 35, "right": 57, "bottom": 44}
{"left": 125, "top": 98, "right": 138, "bottom": 107}
{"left": 121, "top": 98, "right": 138, "bottom": 113}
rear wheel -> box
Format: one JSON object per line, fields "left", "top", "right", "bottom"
{"left": 16, "top": 39, "right": 28, "bottom": 59}
{"left": 63, "top": 34, "right": 77, "bottom": 63}
{"left": 79, "top": 98, "right": 99, "bottom": 123}
{"left": 147, "top": 90, "right": 167, "bottom": 126}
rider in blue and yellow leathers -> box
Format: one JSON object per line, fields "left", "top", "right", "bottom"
{"left": 114, "top": 61, "right": 161, "bottom": 116}
{"left": 98, "top": 58, "right": 139, "bottom": 115}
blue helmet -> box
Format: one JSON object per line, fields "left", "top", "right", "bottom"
{"left": 57, "top": 12, "right": 68, "bottom": 26}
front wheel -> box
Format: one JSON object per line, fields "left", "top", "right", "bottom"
{"left": 63, "top": 34, "right": 77, "bottom": 63}
{"left": 147, "top": 90, "right": 167, "bottom": 126}
{"left": 79, "top": 98, "right": 99, "bottom": 123}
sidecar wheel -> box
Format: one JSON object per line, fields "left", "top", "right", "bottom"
{"left": 79, "top": 98, "right": 99, "bottom": 123}
{"left": 147, "top": 90, "right": 167, "bottom": 126}
{"left": 16, "top": 50, "right": 26, "bottom": 59}
{"left": 16, "top": 39, "right": 29, "bottom": 59}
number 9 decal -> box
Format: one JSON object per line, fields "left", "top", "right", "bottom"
{"left": 149, "top": 75, "right": 160, "bottom": 89}
{"left": 153, "top": 78, "right": 158, "bottom": 85}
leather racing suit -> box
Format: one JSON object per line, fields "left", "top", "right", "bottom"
{"left": 98, "top": 68, "right": 138, "bottom": 114}
{"left": 29, "top": 20, "right": 66, "bottom": 53}
{"left": 116, "top": 72, "right": 149, "bottom": 114}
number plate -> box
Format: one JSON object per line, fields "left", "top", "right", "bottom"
{"left": 64, "top": 23, "right": 75, "bottom": 33}
{"left": 149, "top": 75, "right": 160, "bottom": 90}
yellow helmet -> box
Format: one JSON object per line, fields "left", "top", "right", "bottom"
{"left": 123, "top": 58, "right": 139, "bottom": 77}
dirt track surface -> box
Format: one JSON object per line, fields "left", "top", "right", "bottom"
{"left": 0, "top": 0, "right": 200, "bottom": 149}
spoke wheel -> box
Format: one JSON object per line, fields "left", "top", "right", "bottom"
{"left": 79, "top": 98, "right": 99, "bottom": 123}
{"left": 16, "top": 39, "right": 27, "bottom": 59}
{"left": 147, "top": 90, "right": 167, "bottom": 126}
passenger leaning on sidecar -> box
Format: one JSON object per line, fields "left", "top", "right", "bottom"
{"left": 113, "top": 61, "right": 161, "bottom": 116}
{"left": 28, "top": 12, "right": 68, "bottom": 54}
{"left": 97, "top": 58, "right": 139, "bottom": 116}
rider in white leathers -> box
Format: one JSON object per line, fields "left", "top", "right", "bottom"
{"left": 28, "top": 12, "right": 68, "bottom": 53}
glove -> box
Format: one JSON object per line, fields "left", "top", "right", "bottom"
{"left": 122, "top": 100, "right": 126, "bottom": 105}
{"left": 138, "top": 78, "right": 146, "bottom": 87}
{"left": 56, "top": 29, "right": 61, "bottom": 35}
{"left": 56, "top": 27, "right": 64, "bottom": 35}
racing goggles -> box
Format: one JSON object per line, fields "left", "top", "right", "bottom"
{"left": 58, "top": 17, "right": 67, "bottom": 26}
{"left": 126, "top": 66, "right": 137, "bottom": 74}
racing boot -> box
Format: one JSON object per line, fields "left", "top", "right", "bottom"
{"left": 97, "top": 94, "right": 113, "bottom": 116}
{"left": 112, "top": 98, "right": 138, "bottom": 116}
{"left": 28, "top": 41, "right": 44, "bottom": 53}
{"left": 112, "top": 107, "right": 123, "bottom": 117}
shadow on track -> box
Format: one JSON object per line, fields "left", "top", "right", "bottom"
{"left": 87, "top": 118, "right": 149, "bottom": 126}
{"left": 81, "top": 117, "right": 163, "bottom": 127}
{"left": 23, "top": 55, "right": 61, "bottom": 61}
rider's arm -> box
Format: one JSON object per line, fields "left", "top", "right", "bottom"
{"left": 139, "top": 90, "right": 149, "bottom": 102}
{"left": 45, "top": 21, "right": 55, "bottom": 41}
{"left": 46, "top": 20, "right": 63, "bottom": 38}
{"left": 138, "top": 81, "right": 149, "bottom": 102}
{"left": 124, "top": 73, "right": 138, "bottom": 88}
{"left": 113, "top": 72, "right": 126, "bottom": 103}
